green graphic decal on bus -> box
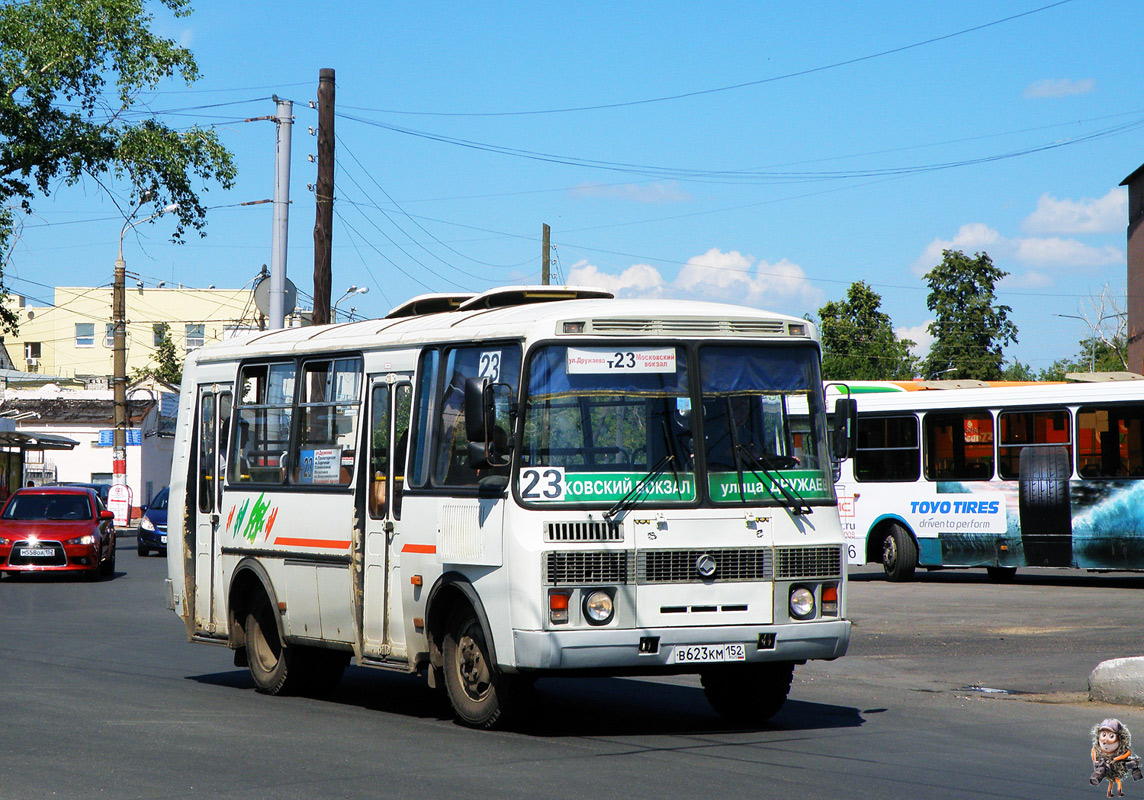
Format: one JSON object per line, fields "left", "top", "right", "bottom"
{"left": 518, "top": 466, "right": 696, "bottom": 503}
{"left": 708, "top": 470, "right": 833, "bottom": 503}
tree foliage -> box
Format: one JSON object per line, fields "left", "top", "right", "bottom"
{"left": 1039, "top": 334, "right": 1127, "bottom": 381}
{"left": 131, "top": 322, "right": 181, "bottom": 386}
{"left": 817, "top": 280, "right": 918, "bottom": 381}
{"left": 922, "top": 250, "right": 1017, "bottom": 381}
{"left": 0, "top": 0, "right": 236, "bottom": 332}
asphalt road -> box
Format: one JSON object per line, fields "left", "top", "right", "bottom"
{"left": 0, "top": 551, "right": 1140, "bottom": 799}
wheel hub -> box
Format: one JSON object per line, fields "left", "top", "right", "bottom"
{"left": 457, "top": 634, "right": 490, "bottom": 700}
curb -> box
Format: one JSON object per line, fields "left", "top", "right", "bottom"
{"left": 1090, "top": 657, "right": 1144, "bottom": 706}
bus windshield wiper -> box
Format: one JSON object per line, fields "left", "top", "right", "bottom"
{"left": 605, "top": 454, "right": 675, "bottom": 520}
{"left": 735, "top": 443, "right": 811, "bottom": 516}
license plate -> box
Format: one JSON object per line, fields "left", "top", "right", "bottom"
{"left": 671, "top": 643, "right": 747, "bottom": 664}
{"left": 19, "top": 548, "right": 54, "bottom": 558}
{"left": 160, "top": 535, "right": 167, "bottom": 545}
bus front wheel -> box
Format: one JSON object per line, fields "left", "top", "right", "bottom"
{"left": 442, "top": 606, "right": 518, "bottom": 729}
{"left": 245, "top": 593, "right": 297, "bottom": 695}
{"left": 880, "top": 524, "right": 917, "bottom": 582}
{"left": 701, "top": 662, "right": 794, "bottom": 723}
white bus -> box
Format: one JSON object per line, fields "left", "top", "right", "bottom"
{"left": 831, "top": 377, "right": 1144, "bottom": 581}
{"left": 166, "top": 286, "right": 853, "bottom": 728}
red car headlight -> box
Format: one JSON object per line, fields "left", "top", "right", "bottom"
{"left": 65, "top": 534, "right": 96, "bottom": 546}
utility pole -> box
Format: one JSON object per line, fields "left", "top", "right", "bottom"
{"left": 312, "top": 68, "right": 335, "bottom": 326}
{"left": 541, "top": 223, "right": 551, "bottom": 285}
{"left": 269, "top": 96, "right": 293, "bottom": 329}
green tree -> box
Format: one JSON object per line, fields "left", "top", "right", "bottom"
{"left": 1040, "top": 334, "right": 1127, "bottom": 381}
{"left": 922, "top": 250, "right": 1017, "bottom": 380}
{"left": 0, "top": 0, "right": 236, "bottom": 332}
{"left": 1000, "top": 360, "right": 1037, "bottom": 381}
{"left": 817, "top": 280, "right": 919, "bottom": 380}
{"left": 131, "top": 322, "right": 182, "bottom": 386}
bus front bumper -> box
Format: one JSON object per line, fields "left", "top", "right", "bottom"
{"left": 511, "top": 619, "right": 850, "bottom": 671}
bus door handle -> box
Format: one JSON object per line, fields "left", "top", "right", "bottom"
{"left": 210, "top": 513, "right": 219, "bottom": 527}
{"left": 384, "top": 520, "right": 395, "bottom": 535}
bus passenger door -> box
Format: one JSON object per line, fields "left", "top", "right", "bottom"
{"left": 362, "top": 375, "right": 412, "bottom": 659}
{"left": 193, "top": 384, "right": 232, "bottom": 636}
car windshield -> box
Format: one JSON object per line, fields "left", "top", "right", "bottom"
{"left": 4, "top": 494, "right": 93, "bottom": 521}
{"left": 519, "top": 345, "right": 696, "bottom": 505}
{"left": 150, "top": 489, "right": 169, "bottom": 511}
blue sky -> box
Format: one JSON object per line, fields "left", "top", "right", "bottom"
{"left": 9, "top": 0, "right": 1143, "bottom": 371}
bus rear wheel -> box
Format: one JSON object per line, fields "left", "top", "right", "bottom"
{"left": 880, "top": 524, "right": 917, "bottom": 582}
{"left": 442, "top": 606, "right": 518, "bottom": 729}
{"left": 701, "top": 662, "right": 794, "bottom": 723}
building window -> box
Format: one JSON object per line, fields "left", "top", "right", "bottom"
{"left": 185, "top": 323, "right": 205, "bottom": 351}
{"left": 153, "top": 324, "right": 166, "bottom": 347}
{"left": 24, "top": 342, "right": 40, "bottom": 372}
{"left": 104, "top": 322, "right": 115, "bottom": 348}
{"left": 75, "top": 322, "right": 95, "bottom": 348}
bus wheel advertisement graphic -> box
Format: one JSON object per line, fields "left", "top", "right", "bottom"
{"left": 1018, "top": 446, "right": 1072, "bottom": 567}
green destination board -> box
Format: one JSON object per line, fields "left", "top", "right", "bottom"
{"left": 707, "top": 470, "right": 832, "bottom": 503}
{"left": 519, "top": 466, "right": 696, "bottom": 503}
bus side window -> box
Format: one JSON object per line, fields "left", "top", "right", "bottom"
{"left": 409, "top": 349, "right": 439, "bottom": 489}
{"left": 1078, "top": 405, "right": 1144, "bottom": 478}
{"left": 296, "top": 357, "right": 363, "bottom": 486}
{"left": 432, "top": 345, "right": 520, "bottom": 488}
{"left": 393, "top": 383, "right": 412, "bottom": 517}
{"left": 369, "top": 384, "right": 390, "bottom": 519}
{"left": 923, "top": 410, "right": 994, "bottom": 481}
{"left": 854, "top": 414, "right": 919, "bottom": 482}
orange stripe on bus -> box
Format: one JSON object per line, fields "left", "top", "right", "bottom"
{"left": 273, "top": 537, "right": 352, "bottom": 549}
{"left": 401, "top": 543, "right": 437, "bottom": 554}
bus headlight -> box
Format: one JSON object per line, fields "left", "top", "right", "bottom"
{"left": 583, "top": 589, "right": 615, "bottom": 625}
{"left": 789, "top": 586, "right": 816, "bottom": 620}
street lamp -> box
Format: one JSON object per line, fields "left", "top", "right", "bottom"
{"left": 111, "top": 199, "right": 179, "bottom": 526}
{"left": 332, "top": 285, "right": 368, "bottom": 323}
{"left": 1053, "top": 313, "right": 1121, "bottom": 372}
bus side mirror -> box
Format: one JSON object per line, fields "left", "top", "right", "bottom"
{"left": 465, "top": 377, "right": 512, "bottom": 469}
{"left": 832, "top": 398, "right": 857, "bottom": 460}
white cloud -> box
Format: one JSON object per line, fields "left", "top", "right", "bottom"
{"left": 566, "top": 260, "right": 666, "bottom": 297}
{"left": 1011, "top": 237, "right": 1123, "bottom": 267}
{"left": 912, "top": 223, "right": 1002, "bottom": 274}
{"left": 895, "top": 322, "right": 934, "bottom": 359}
{"left": 1023, "top": 78, "right": 1096, "bottom": 99}
{"left": 566, "top": 247, "right": 822, "bottom": 309}
{"left": 676, "top": 248, "right": 822, "bottom": 307}
{"left": 570, "top": 181, "right": 691, "bottom": 204}
{"left": 914, "top": 220, "right": 1124, "bottom": 275}
{"left": 1021, "top": 188, "right": 1127, "bottom": 235}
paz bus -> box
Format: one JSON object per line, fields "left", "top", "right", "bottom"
{"left": 830, "top": 376, "right": 1144, "bottom": 582}
{"left": 165, "top": 286, "right": 853, "bottom": 728}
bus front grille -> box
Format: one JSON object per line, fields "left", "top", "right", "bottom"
{"left": 774, "top": 546, "right": 843, "bottom": 579}
{"left": 545, "top": 520, "right": 624, "bottom": 543}
{"left": 637, "top": 548, "right": 772, "bottom": 583}
{"left": 544, "top": 551, "right": 629, "bottom": 585}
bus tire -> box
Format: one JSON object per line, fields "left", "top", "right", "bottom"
{"left": 1018, "top": 446, "right": 1072, "bottom": 567}
{"left": 244, "top": 592, "right": 297, "bottom": 695}
{"left": 701, "top": 662, "right": 794, "bottom": 723}
{"left": 986, "top": 566, "right": 1017, "bottom": 583}
{"left": 442, "top": 605, "right": 517, "bottom": 729}
{"left": 880, "top": 524, "right": 917, "bottom": 582}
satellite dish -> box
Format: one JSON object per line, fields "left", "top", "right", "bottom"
{"left": 253, "top": 276, "right": 298, "bottom": 316}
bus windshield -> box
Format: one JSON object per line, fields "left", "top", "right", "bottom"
{"left": 699, "top": 343, "right": 833, "bottom": 506}
{"left": 520, "top": 345, "right": 697, "bottom": 505}
{"left": 519, "top": 342, "right": 834, "bottom": 508}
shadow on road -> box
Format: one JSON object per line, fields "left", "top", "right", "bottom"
{"left": 849, "top": 567, "right": 1144, "bottom": 590}
{"left": 188, "top": 666, "right": 866, "bottom": 736}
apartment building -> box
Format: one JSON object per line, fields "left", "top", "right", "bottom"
{"left": 6, "top": 285, "right": 266, "bottom": 378}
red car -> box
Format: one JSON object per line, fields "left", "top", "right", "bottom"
{"left": 0, "top": 486, "right": 117, "bottom": 579}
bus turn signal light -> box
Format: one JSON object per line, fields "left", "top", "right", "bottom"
{"left": 549, "top": 591, "right": 570, "bottom": 624}
{"left": 822, "top": 585, "right": 839, "bottom": 616}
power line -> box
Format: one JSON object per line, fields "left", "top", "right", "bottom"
{"left": 340, "top": 1, "right": 1074, "bottom": 117}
